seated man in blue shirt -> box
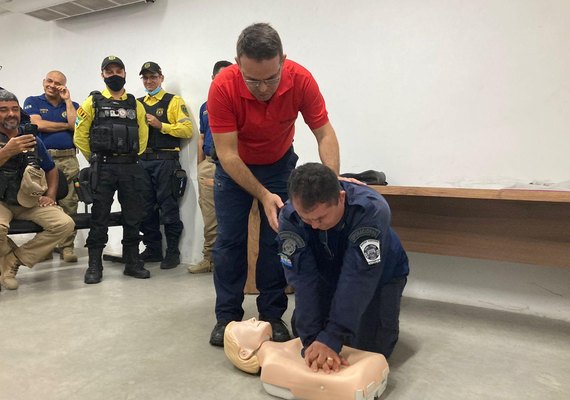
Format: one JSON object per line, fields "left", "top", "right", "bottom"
{"left": 0, "top": 89, "right": 75, "bottom": 290}
{"left": 278, "top": 163, "right": 409, "bottom": 372}
{"left": 23, "top": 71, "right": 80, "bottom": 262}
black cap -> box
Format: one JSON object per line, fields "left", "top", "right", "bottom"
{"left": 101, "top": 56, "right": 125, "bottom": 70}
{"left": 139, "top": 61, "right": 162, "bottom": 76}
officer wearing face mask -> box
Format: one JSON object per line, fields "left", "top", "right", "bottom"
{"left": 74, "top": 56, "right": 150, "bottom": 284}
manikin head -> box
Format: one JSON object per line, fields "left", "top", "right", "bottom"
{"left": 223, "top": 318, "right": 272, "bottom": 374}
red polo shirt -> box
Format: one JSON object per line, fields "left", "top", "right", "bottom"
{"left": 207, "top": 59, "right": 329, "bottom": 165}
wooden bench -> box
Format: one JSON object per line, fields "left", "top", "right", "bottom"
{"left": 370, "top": 185, "right": 570, "bottom": 268}
{"left": 245, "top": 185, "right": 570, "bottom": 293}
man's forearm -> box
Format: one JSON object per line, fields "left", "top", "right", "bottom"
{"left": 318, "top": 133, "right": 340, "bottom": 174}
{"left": 34, "top": 120, "right": 72, "bottom": 133}
{"left": 219, "top": 154, "right": 268, "bottom": 201}
{"left": 313, "top": 122, "right": 340, "bottom": 174}
{"left": 65, "top": 100, "right": 77, "bottom": 129}
{"left": 45, "top": 168, "right": 59, "bottom": 199}
{"left": 197, "top": 134, "right": 205, "bottom": 164}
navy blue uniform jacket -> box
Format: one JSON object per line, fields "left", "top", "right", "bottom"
{"left": 278, "top": 181, "right": 409, "bottom": 354}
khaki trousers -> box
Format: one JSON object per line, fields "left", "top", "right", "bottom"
{"left": 51, "top": 153, "right": 80, "bottom": 249}
{"left": 198, "top": 157, "right": 217, "bottom": 260}
{"left": 0, "top": 202, "right": 75, "bottom": 267}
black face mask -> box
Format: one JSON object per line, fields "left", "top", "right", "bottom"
{"left": 104, "top": 75, "right": 126, "bottom": 92}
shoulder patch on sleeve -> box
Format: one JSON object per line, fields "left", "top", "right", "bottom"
{"left": 278, "top": 231, "right": 306, "bottom": 256}
{"left": 349, "top": 227, "right": 380, "bottom": 243}
{"left": 180, "top": 104, "right": 190, "bottom": 117}
{"left": 77, "top": 107, "right": 87, "bottom": 120}
{"left": 360, "top": 239, "right": 381, "bottom": 265}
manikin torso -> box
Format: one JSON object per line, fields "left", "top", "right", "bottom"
{"left": 224, "top": 319, "right": 389, "bottom": 400}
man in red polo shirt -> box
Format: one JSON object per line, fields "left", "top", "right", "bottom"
{"left": 207, "top": 22, "right": 341, "bottom": 346}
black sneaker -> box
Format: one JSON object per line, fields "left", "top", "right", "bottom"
{"left": 265, "top": 319, "right": 292, "bottom": 342}
{"left": 209, "top": 321, "right": 228, "bottom": 347}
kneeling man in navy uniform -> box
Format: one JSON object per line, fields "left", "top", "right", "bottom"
{"left": 278, "top": 163, "right": 409, "bottom": 372}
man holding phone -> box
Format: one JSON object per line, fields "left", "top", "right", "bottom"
{"left": 0, "top": 89, "right": 75, "bottom": 291}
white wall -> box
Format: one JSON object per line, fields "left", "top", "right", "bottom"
{"left": 1, "top": 0, "right": 569, "bottom": 320}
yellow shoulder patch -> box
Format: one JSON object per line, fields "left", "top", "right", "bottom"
{"left": 77, "top": 107, "right": 88, "bottom": 120}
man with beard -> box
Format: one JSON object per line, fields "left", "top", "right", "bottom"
{"left": 0, "top": 89, "right": 74, "bottom": 291}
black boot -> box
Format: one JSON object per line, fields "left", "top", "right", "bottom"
{"left": 123, "top": 246, "right": 151, "bottom": 279}
{"left": 160, "top": 235, "right": 180, "bottom": 270}
{"left": 140, "top": 241, "right": 163, "bottom": 262}
{"left": 85, "top": 248, "right": 104, "bottom": 284}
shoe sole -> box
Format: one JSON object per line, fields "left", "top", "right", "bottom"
{"left": 123, "top": 271, "right": 151, "bottom": 279}
{"left": 160, "top": 263, "right": 179, "bottom": 270}
{"left": 188, "top": 268, "right": 212, "bottom": 274}
{"left": 0, "top": 280, "right": 19, "bottom": 290}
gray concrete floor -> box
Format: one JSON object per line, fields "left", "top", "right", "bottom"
{"left": 1, "top": 251, "right": 569, "bottom": 400}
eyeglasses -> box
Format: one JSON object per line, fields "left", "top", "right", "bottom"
{"left": 141, "top": 75, "right": 160, "bottom": 81}
{"left": 243, "top": 68, "right": 282, "bottom": 89}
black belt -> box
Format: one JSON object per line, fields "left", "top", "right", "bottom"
{"left": 100, "top": 154, "right": 138, "bottom": 164}
{"left": 140, "top": 151, "right": 179, "bottom": 161}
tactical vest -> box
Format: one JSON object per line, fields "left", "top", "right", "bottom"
{"left": 89, "top": 91, "right": 139, "bottom": 155}
{"left": 0, "top": 132, "right": 26, "bottom": 204}
{"left": 138, "top": 93, "right": 180, "bottom": 151}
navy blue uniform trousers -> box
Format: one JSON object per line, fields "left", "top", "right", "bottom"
{"left": 213, "top": 148, "right": 298, "bottom": 322}
{"left": 140, "top": 158, "right": 184, "bottom": 245}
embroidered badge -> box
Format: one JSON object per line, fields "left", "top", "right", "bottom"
{"left": 62, "top": 111, "right": 67, "bottom": 118}
{"left": 281, "top": 239, "right": 298, "bottom": 256}
{"left": 156, "top": 108, "right": 164, "bottom": 117}
{"left": 126, "top": 109, "right": 136, "bottom": 120}
{"left": 278, "top": 231, "right": 305, "bottom": 251}
{"left": 77, "top": 107, "right": 87, "bottom": 120}
{"left": 349, "top": 227, "right": 380, "bottom": 243}
{"left": 181, "top": 104, "right": 190, "bottom": 117}
{"left": 359, "top": 239, "right": 381, "bottom": 265}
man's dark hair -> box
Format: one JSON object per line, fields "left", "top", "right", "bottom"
{"left": 213, "top": 60, "right": 232, "bottom": 76}
{"left": 0, "top": 89, "right": 18, "bottom": 104}
{"left": 288, "top": 163, "right": 341, "bottom": 211}
{"left": 236, "top": 23, "right": 283, "bottom": 60}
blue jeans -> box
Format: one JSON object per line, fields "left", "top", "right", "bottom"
{"left": 213, "top": 148, "right": 298, "bottom": 322}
